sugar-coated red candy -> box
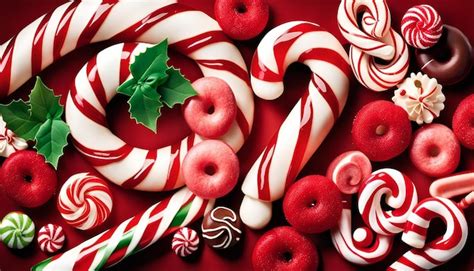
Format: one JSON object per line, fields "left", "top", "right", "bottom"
{"left": 214, "top": 0, "right": 269, "bottom": 40}
{"left": 283, "top": 175, "right": 343, "bottom": 234}
{"left": 410, "top": 124, "right": 460, "bottom": 177}
{"left": 183, "top": 77, "right": 237, "bottom": 139}
{"left": 252, "top": 226, "right": 319, "bottom": 271}
{"left": 183, "top": 140, "right": 239, "bottom": 199}
{"left": 352, "top": 100, "right": 412, "bottom": 161}
{"left": 453, "top": 94, "right": 474, "bottom": 149}
{"left": 0, "top": 150, "right": 57, "bottom": 208}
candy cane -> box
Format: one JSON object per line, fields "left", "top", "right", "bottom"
{"left": 358, "top": 169, "right": 418, "bottom": 235}
{"left": 239, "top": 21, "right": 351, "bottom": 229}
{"left": 331, "top": 196, "right": 393, "bottom": 265}
{"left": 0, "top": 0, "right": 254, "bottom": 191}
{"left": 337, "top": 0, "right": 409, "bottom": 91}
{"left": 33, "top": 187, "right": 214, "bottom": 270}
{"left": 388, "top": 197, "right": 468, "bottom": 270}
{"left": 430, "top": 171, "right": 474, "bottom": 209}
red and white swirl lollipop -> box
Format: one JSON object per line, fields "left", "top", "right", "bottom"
{"left": 240, "top": 21, "right": 351, "bottom": 229}
{"left": 389, "top": 197, "right": 468, "bottom": 270}
{"left": 172, "top": 227, "right": 199, "bottom": 257}
{"left": 337, "top": 0, "right": 409, "bottom": 91}
{"left": 37, "top": 224, "right": 66, "bottom": 254}
{"left": 58, "top": 173, "right": 113, "bottom": 230}
{"left": 401, "top": 5, "right": 443, "bottom": 49}
{"left": 358, "top": 169, "right": 418, "bottom": 235}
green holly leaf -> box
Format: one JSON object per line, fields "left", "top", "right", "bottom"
{"left": 130, "top": 40, "right": 169, "bottom": 79}
{"left": 159, "top": 67, "right": 197, "bottom": 108}
{"left": 128, "top": 84, "right": 163, "bottom": 132}
{"left": 29, "top": 77, "right": 63, "bottom": 121}
{"left": 117, "top": 78, "right": 138, "bottom": 97}
{"left": 34, "top": 118, "right": 70, "bottom": 169}
{"left": 0, "top": 100, "right": 41, "bottom": 140}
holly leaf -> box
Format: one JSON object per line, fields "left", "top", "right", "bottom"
{"left": 34, "top": 118, "right": 70, "bottom": 169}
{"left": 0, "top": 100, "right": 41, "bottom": 140}
{"left": 117, "top": 78, "right": 138, "bottom": 97}
{"left": 130, "top": 40, "right": 169, "bottom": 79}
{"left": 128, "top": 84, "right": 163, "bottom": 132}
{"left": 29, "top": 77, "right": 63, "bottom": 121}
{"left": 158, "top": 67, "right": 197, "bottom": 108}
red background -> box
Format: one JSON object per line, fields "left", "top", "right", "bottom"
{"left": 1, "top": 0, "right": 474, "bottom": 270}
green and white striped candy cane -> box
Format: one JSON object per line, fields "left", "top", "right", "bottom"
{"left": 0, "top": 212, "right": 35, "bottom": 249}
{"left": 33, "top": 187, "right": 214, "bottom": 270}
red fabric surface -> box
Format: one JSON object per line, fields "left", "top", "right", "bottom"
{"left": 1, "top": 0, "right": 473, "bottom": 270}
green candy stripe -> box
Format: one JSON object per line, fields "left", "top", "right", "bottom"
{"left": 0, "top": 212, "right": 35, "bottom": 249}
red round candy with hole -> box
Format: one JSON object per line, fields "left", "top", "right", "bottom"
{"left": 410, "top": 123, "right": 460, "bottom": 177}
{"left": 283, "top": 175, "right": 343, "bottom": 234}
{"left": 183, "top": 77, "right": 237, "bottom": 139}
{"left": 183, "top": 140, "right": 239, "bottom": 199}
{"left": 352, "top": 100, "right": 412, "bottom": 161}
{"left": 0, "top": 150, "right": 57, "bottom": 208}
{"left": 252, "top": 226, "right": 319, "bottom": 271}
{"left": 453, "top": 94, "right": 474, "bottom": 150}
{"left": 214, "top": 0, "right": 269, "bottom": 40}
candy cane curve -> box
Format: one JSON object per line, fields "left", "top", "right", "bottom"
{"left": 430, "top": 171, "right": 474, "bottom": 209}
{"left": 337, "top": 0, "right": 409, "bottom": 91}
{"left": 33, "top": 187, "right": 214, "bottom": 270}
{"left": 240, "top": 21, "right": 351, "bottom": 229}
{"left": 358, "top": 168, "right": 418, "bottom": 236}
{"left": 388, "top": 197, "right": 468, "bottom": 270}
{"left": 330, "top": 195, "right": 393, "bottom": 265}
{"left": 0, "top": 0, "right": 254, "bottom": 191}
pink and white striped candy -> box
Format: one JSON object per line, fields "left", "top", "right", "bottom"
{"left": 388, "top": 197, "right": 468, "bottom": 270}
{"left": 171, "top": 227, "right": 199, "bottom": 257}
{"left": 430, "top": 171, "right": 474, "bottom": 209}
{"left": 401, "top": 5, "right": 443, "bottom": 49}
{"left": 38, "top": 224, "right": 66, "bottom": 254}
{"left": 331, "top": 196, "right": 393, "bottom": 265}
{"left": 337, "top": 0, "right": 409, "bottom": 91}
{"left": 239, "top": 21, "right": 351, "bottom": 229}
{"left": 358, "top": 169, "right": 418, "bottom": 236}
{"left": 326, "top": 151, "right": 372, "bottom": 194}
{"left": 58, "top": 173, "right": 113, "bottom": 230}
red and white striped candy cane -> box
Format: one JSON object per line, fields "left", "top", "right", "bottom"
{"left": 358, "top": 169, "right": 418, "bottom": 235}
{"left": 331, "top": 196, "right": 393, "bottom": 265}
{"left": 33, "top": 187, "right": 214, "bottom": 270}
{"left": 430, "top": 171, "right": 474, "bottom": 209}
{"left": 1, "top": 0, "right": 253, "bottom": 191}
{"left": 337, "top": 0, "right": 409, "bottom": 91}
{"left": 239, "top": 21, "right": 351, "bottom": 229}
{"left": 388, "top": 197, "right": 468, "bottom": 270}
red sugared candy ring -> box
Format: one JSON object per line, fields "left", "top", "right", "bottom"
{"left": 252, "top": 226, "right": 319, "bottom": 271}
{"left": 183, "top": 140, "right": 239, "bottom": 199}
{"left": 283, "top": 175, "right": 343, "bottom": 234}
{"left": 214, "top": 0, "right": 269, "bottom": 40}
{"left": 183, "top": 77, "right": 237, "bottom": 139}
{"left": 0, "top": 150, "right": 57, "bottom": 208}
{"left": 352, "top": 100, "right": 412, "bottom": 162}
{"left": 453, "top": 94, "right": 474, "bottom": 150}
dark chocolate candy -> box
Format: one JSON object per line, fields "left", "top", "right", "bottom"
{"left": 201, "top": 206, "right": 242, "bottom": 249}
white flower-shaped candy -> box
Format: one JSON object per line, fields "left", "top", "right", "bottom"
{"left": 392, "top": 72, "right": 445, "bottom": 125}
{"left": 0, "top": 116, "right": 28, "bottom": 157}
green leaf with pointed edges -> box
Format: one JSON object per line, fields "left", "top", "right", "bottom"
{"left": 158, "top": 67, "right": 197, "bottom": 108}
{"left": 130, "top": 40, "right": 169, "bottom": 79}
{"left": 117, "top": 78, "right": 138, "bottom": 97}
{"left": 29, "top": 77, "right": 63, "bottom": 121}
{"left": 128, "top": 84, "right": 163, "bottom": 132}
{"left": 0, "top": 100, "right": 41, "bottom": 140}
{"left": 34, "top": 118, "right": 70, "bottom": 169}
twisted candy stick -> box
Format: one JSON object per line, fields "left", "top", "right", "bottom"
{"left": 328, "top": 152, "right": 393, "bottom": 265}
{"left": 358, "top": 169, "right": 418, "bottom": 235}
{"left": 33, "top": 187, "right": 214, "bottom": 271}
{"left": 240, "top": 21, "right": 351, "bottom": 229}
{"left": 430, "top": 171, "right": 474, "bottom": 209}
{"left": 0, "top": 0, "right": 256, "bottom": 191}
{"left": 388, "top": 197, "right": 468, "bottom": 270}
{"left": 337, "top": 0, "right": 409, "bottom": 91}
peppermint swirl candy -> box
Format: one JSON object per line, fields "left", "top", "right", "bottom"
{"left": 58, "top": 172, "right": 113, "bottom": 230}
{"left": 401, "top": 4, "right": 443, "bottom": 49}
{"left": 0, "top": 212, "right": 35, "bottom": 249}
{"left": 201, "top": 207, "right": 242, "bottom": 249}
{"left": 38, "top": 224, "right": 65, "bottom": 253}
{"left": 172, "top": 227, "right": 199, "bottom": 257}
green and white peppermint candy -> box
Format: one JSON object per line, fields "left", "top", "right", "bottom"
{"left": 0, "top": 212, "right": 35, "bottom": 249}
